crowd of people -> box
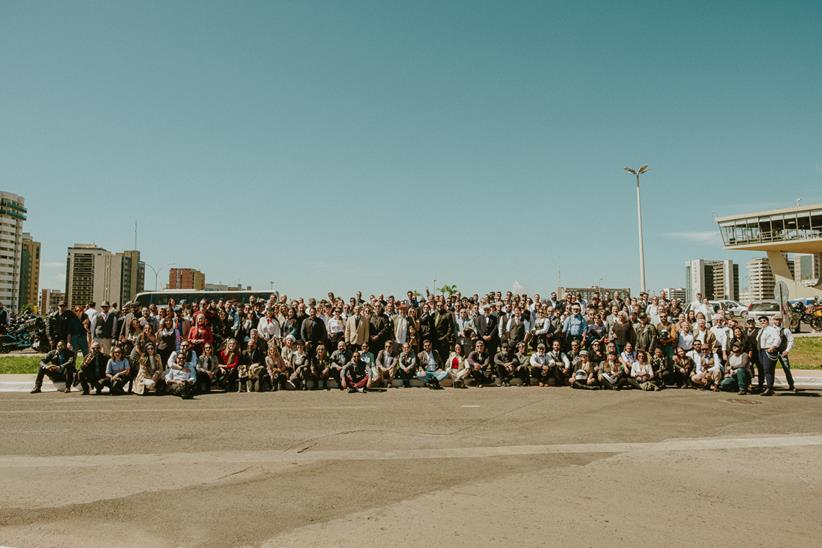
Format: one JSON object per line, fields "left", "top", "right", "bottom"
{"left": 32, "top": 288, "right": 798, "bottom": 398}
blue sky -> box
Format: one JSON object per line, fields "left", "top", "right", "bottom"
{"left": 4, "top": 0, "right": 821, "bottom": 297}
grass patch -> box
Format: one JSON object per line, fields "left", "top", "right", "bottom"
{"left": 0, "top": 355, "right": 42, "bottom": 374}
{"left": 792, "top": 337, "right": 822, "bottom": 369}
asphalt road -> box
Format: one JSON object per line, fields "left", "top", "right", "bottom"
{"left": 1, "top": 386, "right": 821, "bottom": 547}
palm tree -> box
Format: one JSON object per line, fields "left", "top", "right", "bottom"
{"left": 437, "top": 284, "right": 459, "bottom": 298}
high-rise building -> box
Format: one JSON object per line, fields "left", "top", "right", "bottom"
{"left": 168, "top": 268, "right": 205, "bottom": 290}
{"left": 794, "top": 253, "right": 821, "bottom": 286}
{"left": 684, "top": 259, "right": 740, "bottom": 303}
{"left": 65, "top": 244, "right": 144, "bottom": 307}
{"left": 0, "top": 191, "right": 26, "bottom": 311}
{"left": 659, "top": 287, "right": 687, "bottom": 302}
{"left": 747, "top": 256, "right": 775, "bottom": 301}
{"left": 40, "top": 289, "right": 65, "bottom": 314}
{"left": 19, "top": 233, "right": 40, "bottom": 311}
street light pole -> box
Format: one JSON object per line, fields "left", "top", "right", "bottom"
{"left": 624, "top": 165, "right": 649, "bottom": 293}
{"left": 144, "top": 263, "right": 160, "bottom": 291}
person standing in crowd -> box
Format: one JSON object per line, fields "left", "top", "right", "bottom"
{"left": 31, "top": 340, "right": 75, "bottom": 394}
{"left": 187, "top": 315, "right": 213, "bottom": 356}
{"left": 562, "top": 303, "right": 587, "bottom": 349}
{"left": 772, "top": 315, "right": 796, "bottom": 392}
{"left": 91, "top": 301, "right": 117, "bottom": 355}
{"left": 756, "top": 316, "right": 782, "bottom": 397}
{"left": 67, "top": 304, "right": 90, "bottom": 358}
{"left": 47, "top": 302, "right": 72, "bottom": 350}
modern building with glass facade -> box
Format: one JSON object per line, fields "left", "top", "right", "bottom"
{"left": 716, "top": 204, "right": 822, "bottom": 299}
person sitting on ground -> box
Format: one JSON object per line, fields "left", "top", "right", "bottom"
{"left": 649, "top": 346, "right": 670, "bottom": 388}
{"left": 196, "top": 343, "right": 219, "bottom": 393}
{"left": 101, "top": 347, "right": 131, "bottom": 395}
{"left": 242, "top": 338, "right": 267, "bottom": 392}
{"left": 216, "top": 338, "right": 239, "bottom": 391}
{"left": 493, "top": 341, "right": 516, "bottom": 386}
{"left": 688, "top": 340, "right": 722, "bottom": 391}
{"left": 265, "top": 344, "right": 289, "bottom": 391}
{"left": 628, "top": 350, "right": 658, "bottom": 390}
{"left": 467, "top": 339, "right": 493, "bottom": 386}
{"left": 447, "top": 343, "right": 470, "bottom": 388}
{"left": 720, "top": 342, "right": 751, "bottom": 395}
{"left": 545, "top": 339, "right": 571, "bottom": 386}
{"left": 396, "top": 342, "right": 419, "bottom": 388}
{"left": 529, "top": 343, "right": 551, "bottom": 386}
{"left": 416, "top": 338, "right": 448, "bottom": 389}
{"left": 31, "top": 340, "right": 76, "bottom": 394}
{"left": 328, "top": 340, "right": 349, "bottom": 390}
{"left": 598, "top": 352, "right": 626, "bottom": 390}
{"left": 343, "top": 350, "right": 368, "bottom": 393}
{"left": 571, "top": 351, "right": 599, "bottom": 390}
{"left": 165, "top": 353, "right": 195, "bottom": 399}
{"left": 78, "top": 341, "right": 108, "bottom": 395}
{"left": 288, "top": 339, "right": 313, "bottom": 390}
{"left": 310, "top": 344, "right": 333, "bottom": 390}
{"left": 670, "top": 346, "right": 694, "bottom": 388}
{"left": 134, "top": 343, "right": 165, "bottom": 395}
{"left": 375, "top": 340, "right": 398, "bottom": 388}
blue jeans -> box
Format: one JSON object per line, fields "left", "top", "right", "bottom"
{"left": 70, "top": 334, "right": 89, "bottom": 358}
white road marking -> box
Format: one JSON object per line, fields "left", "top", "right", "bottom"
{"left": 1, "top": 435, "right": 819, "bottom": 469}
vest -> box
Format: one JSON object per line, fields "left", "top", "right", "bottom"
{"left": 95, "top": 314, "right": 115, "bottom": 338}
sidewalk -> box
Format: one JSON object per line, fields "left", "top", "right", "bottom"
{"left": 2, "top": 371, "right": 821, "bottom": 393}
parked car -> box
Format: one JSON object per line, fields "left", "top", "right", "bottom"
{"left": 685, "top": 300, "right": 746, "bottom": 318}
{"left": 744, "top": 300, "right": 801, "bottom": 332}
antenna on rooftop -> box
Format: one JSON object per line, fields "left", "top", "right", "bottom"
{"left": 134, "top": 220, "right": 138, "bottom": 250}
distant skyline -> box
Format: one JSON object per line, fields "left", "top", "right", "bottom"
{"left": 4, "top": 0, "right": 821, "bottom": 297}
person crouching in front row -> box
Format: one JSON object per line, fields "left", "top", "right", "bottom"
{"left": 165, "top": 353, "right": 196, "bottom": 399}
{"left": 571, "top": 351, "right": 599, "bottom": 390}
{"left": 134, "top": 343, "right": 165, "bottom": 395}
{"left": 31, "top": 340, "right": 76, "bottom": 394}
{"left": 101, "top": 347, "right": 131, "bottom": 395}
{"left": 417, "top": 339, "right": 447, "bottom": 389}
{"left": 343, "top": 351, "right": 369, "bottom": 393}
{"left": 79, "top": 341, "right": 108, "bottom": 395}
{"left": 241, "top": 338, "right": 267, "bottom": 392}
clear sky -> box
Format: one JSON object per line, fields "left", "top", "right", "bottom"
{"left": 4, "top": 0, "right": 821, "bottom": 297}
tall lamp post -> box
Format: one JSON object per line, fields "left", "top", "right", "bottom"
{"left": 144, "top": 263, "right": 160, "bottom": 290}
{"left": 624, "top": 165, "right": 649, "bottom": 293}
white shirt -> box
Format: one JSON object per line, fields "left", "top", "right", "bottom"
{"left": 757, "top": 325, "right": 781, "bottom": 351}
{"left": 257, "top": 317, "right": 281, "bottom": 340}
{"left": 780, "top": 327, "right": 794, "bottom": 353}
{"left": 710, "top": 325, "right": 731, "bottom": 351}
{"left": 687, "top": 350, "right": 719, "bottom": 374}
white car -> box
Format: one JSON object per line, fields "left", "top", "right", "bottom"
{"left": 745, "top": 300, "right": 801, "bottom": 332}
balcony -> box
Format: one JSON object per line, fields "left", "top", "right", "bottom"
{"left": 716, "top": 205, "right": 822, "bottom": 253}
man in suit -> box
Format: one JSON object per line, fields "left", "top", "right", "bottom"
{"left": 368, "top": 304, "right": 391, "bottom": 354}
{"left": 344, "top": 305, "right": 370, "bottom": 348}
{"left": 300, "top": 307, "right": 328, "bottom": 360}
{"left": 431, "top": 301, "right": 456, "bottom": 364}
{"left": 474, "top": 304, "right": 499, "bottom": 358}
{"left": 375, "top": 340, "right": 398, "bottom": 387}
{"left": 91, "top": 301, "right": 118, "bottom": 355}
{"left": 392, "top": 305, "right": 412, "bottom": 353}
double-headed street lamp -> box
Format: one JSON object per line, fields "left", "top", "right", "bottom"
{"left": 624, "top": 165, "right": 649, "bottom": 293}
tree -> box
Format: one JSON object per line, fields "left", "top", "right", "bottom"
{"left": 437, "top": 284, "right": 459, "bottom": 298}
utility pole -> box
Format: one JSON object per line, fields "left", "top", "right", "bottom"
{"left": 624, "top": 165, "right": 650, "bottom": 293}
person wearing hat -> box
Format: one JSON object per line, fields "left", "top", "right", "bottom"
{"left": 755, "top": 316, "right": 781, "bottom": 396}
{"left": 47, "top": 302, "right": 72, "bottom": 350}
{"left": 720, "top": 342, "right": 751, "bottom": 394}
{"left": 771, "top": 315, "right": 796, "bottom": 391}
{"left": 91, "top": 301, "right": 118, "bottom": 355}
{"left": 572, "top": 351, "right": 599, "bottom": 389}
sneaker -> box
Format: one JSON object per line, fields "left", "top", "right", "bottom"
{"left": 64, "top": 387, "right": 71, "bottom": 393}
{"left": 348, "top": 387, "right": 357, "bottom": 393}
{"left": 361, "top": 387, "right": 368, "bottom": 393}
{"left": 738, "top": 390, "right": 747, "bottom": 395}
{"left": 760, "top": 389, "right": 774, "bottom": 396}
{"left": 30, "top": 387, "right": 41, "bottom": 394}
